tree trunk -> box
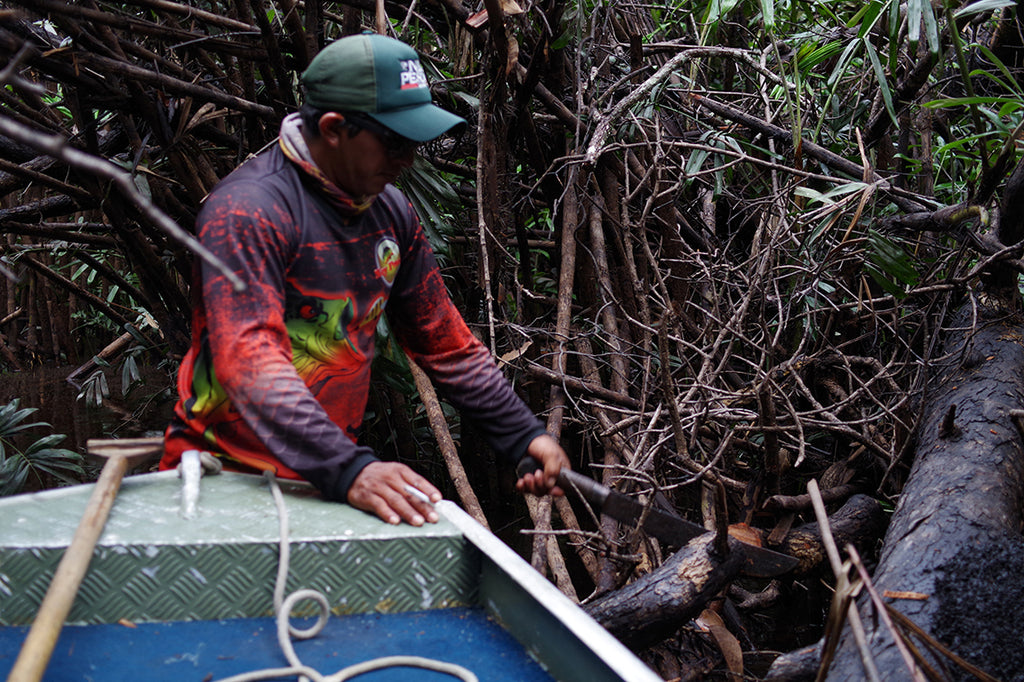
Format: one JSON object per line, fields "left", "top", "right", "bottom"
{"left": 826, "top": 297, "right": 1024, "bottom": 682}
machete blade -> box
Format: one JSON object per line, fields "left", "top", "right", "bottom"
{"left": 518, "top": 458, "right": 798, "bottom": 578}
{"left": 598, "top": 484, "right": 799, "bottom": 578}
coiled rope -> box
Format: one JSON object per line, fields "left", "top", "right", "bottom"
{"left": 210, "top": 470, "right": 478, "bottom": 682}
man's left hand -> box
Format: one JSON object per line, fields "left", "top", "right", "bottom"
{"left": 515, "top": 434, "right": 570, "bottom": 497}
{"left": 347, "top": 461, "right": 442, "bottom": 526}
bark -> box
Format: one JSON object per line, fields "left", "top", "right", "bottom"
{"left": 542, "top": 164, "right": 599, "bottom": 594}
{"left": 584, "top": 495, "right": 883, "bottom": 651}
{"left": 585, "top": 190, "right": 632, "bottom": 592}
{"left": 765, "top": 641, "right": 822, "bottom": 682}
{"left": 825, "top": 298, "right": 1024, "bottom": 681}
{"left": 991, "top": 154, "right": 1024, "bottom": 281}
{"left": 773, "top": 494, "right": 885, "bottom": 576}
{"left": 763, "top": 483, "right": 859, "bottom": 514}
{"left": 525, "top": 363, "right": 641, "bottom": 409}
{"left": 583, "top": 533, "right": 745, "bottom": 651}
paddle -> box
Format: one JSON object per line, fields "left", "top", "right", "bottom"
{"left": 7, "top": 438, "right": 162, "bottom": 682}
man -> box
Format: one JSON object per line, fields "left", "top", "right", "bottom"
{"left": 159, "top": 33, "right": 568, "bottom": 526}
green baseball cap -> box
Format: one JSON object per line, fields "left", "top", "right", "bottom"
{"left": 301, "top": 34, "right": 466, "bottom": 143}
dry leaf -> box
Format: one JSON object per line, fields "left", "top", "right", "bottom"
{"left": 498, "top": 339, "right": 532, "bottom": 365}
{"left": 506, "top": 35, "right": 519, "bottom": 76}
{"left": 635, "top": 547, "right": 653, "bottom": 576}
{"left": 883, "top": 590, "right": 929, "bottom": 601}
{"left": 466, "top": 10, "right": 488, "bottom": 29}
{"left": 465, "top": 0, "right": 524, "bottom": 30}
{"left": 696, "top": 608, "right": 743, "bottom": 676}
{"left": 767, "top": 512, "right": 795, "bottom": 546}
{"left": 500, "top": 0, "right": 525, "bottom": 14}
{"left": 185, "top": 102, "right": 229, "bottom": 134}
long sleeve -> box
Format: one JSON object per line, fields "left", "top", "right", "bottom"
{"left": 163, "top": 147, "right": 546, "bottom": 501}
{"left": 195, "top": 180, "right": 378, "bottom": 499}
{"left": 384, "top": 198, "right": 547, "bottom": 464}
{"left": 162, "top": 150, "right": 382, "bottom": 500}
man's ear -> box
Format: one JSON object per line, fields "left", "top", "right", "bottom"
{"left": 318, "top": 111, "right": 347, "bottom": 144}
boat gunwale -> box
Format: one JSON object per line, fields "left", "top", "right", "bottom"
{"left": 1, "top": 472, "right": 661, "bottom": 682}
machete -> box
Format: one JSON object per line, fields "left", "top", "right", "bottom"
{"left": 518, "top": 457, "right": 799, "bottom": 578}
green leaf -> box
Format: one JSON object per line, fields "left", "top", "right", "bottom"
{"left": 797, "top": 41, "right": 844, "bottom": 74}
{"left": 921, "top": 0, "right": 941, "bottom": 58}
{"left": 864, "top": 39, "right": 897, "bottom": 124}
{"left": 397, "top": 156, "right": 461, "bottom": 258}
{"left": 78, "top": 370, "right": 110, "bottom": 407}
{"left": 935, "top": 131, "right": 990, "bottom": 155}
{"left": 866, "top": 230, "right": 920, "bottom": 299}
{"left": 703, "top": 0, "right": 742, "bottom": 27}
{"left": 20, "top": 447, "right": 84, "bottom": 485}
{"left": 121, "top": 354, "right": 141, "bottom": 396}
{"left": 826, "top": 40, "right": 863, "bottom": 90}
{"left": 685, "top": 148, "right": 711, "bottom": 177}
{"left": 0, "top": 401, "right": 49, "bottom": 437}
{"left": 795, "top": 182, "right": 868, "bottom": 206}
{"left": 954, "top": 0, "right": 1016, "bottom": 19}
{"left": 888, "top": 0, "right": 901, "bottom": 71}
{"left": 0, "top": 458, "right": 29, "bottom": 497}
{"left": 0, "top": 399, "right": 83, "bottom": 496}
{"left": 848, "top": 0, "right": 884, "bottom": 33}
{"left": 907, "top": 0, "right": 922, "bottom": 49}
{"left": 760, "top": 0, "right": 775, "bottom": 30}
{"left": 24, "top": 433, "right": 69, "bottom": 453}
{"left": 926, "top": 95, "right": 1022, "bottom": 108}
{"left": 550, "top": 31, "right": 571, "bottom": 51}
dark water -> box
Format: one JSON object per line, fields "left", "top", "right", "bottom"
{"left": 0, "top": 364, "right": 176, "bottom": 456}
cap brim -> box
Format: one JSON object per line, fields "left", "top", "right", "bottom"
{"left": 370, "top": 103, "right": 467, "bottom": 143}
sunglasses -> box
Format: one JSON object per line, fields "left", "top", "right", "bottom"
{"left": 341, "top": 113, "right": 419, "bottom": 158}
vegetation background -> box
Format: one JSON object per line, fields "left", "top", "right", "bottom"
{"left": 2, "top": 0, "right": 1024, "bottom": 678}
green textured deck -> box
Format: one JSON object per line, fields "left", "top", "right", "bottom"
{"left": 1, "top": 470, "right": 663, "bottom": 682}
{"left": 0, "top": 471, "right": 475, "bottom": 625}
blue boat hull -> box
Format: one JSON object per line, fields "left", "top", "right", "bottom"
{"left": 0, "top": 471, "right": 660, "bottom": 682}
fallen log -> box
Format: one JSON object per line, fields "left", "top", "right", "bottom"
{"left": 582, "top": 533, "right": 744, "bottom": 650}
{"left": 765, "top": 641, "right": 821, "bottom": 681}
{"left": 825, "top": 299, "right": 1024, "bottom": 681}
{"left": 773, "top": 494, "right": 885, "bottom": 576}
{"left": 583, "top": 495, "right": 884, "bottom": 651}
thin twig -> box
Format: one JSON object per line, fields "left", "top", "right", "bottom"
{"left": 0, "top": 113, "right": 245, "bottom": 292}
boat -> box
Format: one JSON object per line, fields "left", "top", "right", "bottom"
{"left": 0, "top": 446, "right": 661, "bottom": 682}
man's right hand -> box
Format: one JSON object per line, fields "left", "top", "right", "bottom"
{"left": 347, "top": 461, "right": 442, "bottom": 526}
{"left": 515, "top": 433, "right": 570, "bottom": 496}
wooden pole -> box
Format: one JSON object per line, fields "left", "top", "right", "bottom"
{"left": 6, "top": 440, "right": 158, "bottom": 682}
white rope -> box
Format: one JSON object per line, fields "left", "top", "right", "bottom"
{"left": 212, "top": 471, "right": 478, "bottom": 682}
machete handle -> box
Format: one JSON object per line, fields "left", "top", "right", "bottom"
{"left": 516, "top": 455, "right": 609, "bottom": 507}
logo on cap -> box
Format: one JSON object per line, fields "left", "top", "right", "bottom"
{"left": 399, "top": 59, "right": 428, "bottom": 90}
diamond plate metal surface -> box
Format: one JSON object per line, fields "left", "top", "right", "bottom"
{"left": 0, "top": 472, "right": 478, "bottom": 625}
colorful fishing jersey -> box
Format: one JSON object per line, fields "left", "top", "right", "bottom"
{"left": 161, "top": 118, "right": 544, "bottom": 500}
